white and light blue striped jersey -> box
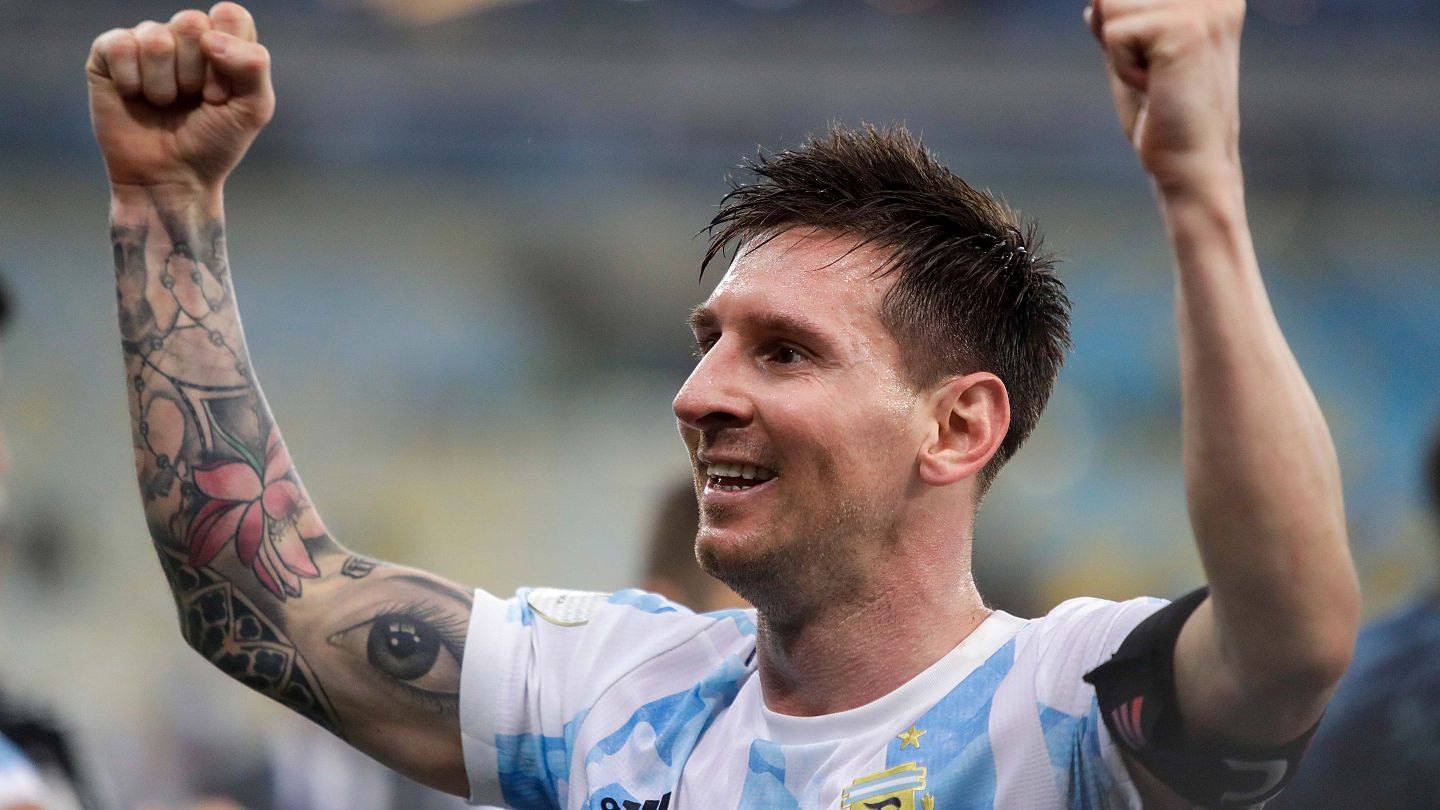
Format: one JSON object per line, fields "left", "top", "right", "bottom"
{"left": 460, "top": 587, "right": 1168, "bottom": 810}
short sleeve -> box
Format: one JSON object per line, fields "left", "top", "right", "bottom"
{"left": 1027, "top": 596, "right": 1170, "bottom": 809}
{"left": 458, "top": 586, "right": 755, "bottom": 808}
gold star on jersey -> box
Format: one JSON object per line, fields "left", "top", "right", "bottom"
{"left": 897, "top": 725, "right": 927, "bottom": 750}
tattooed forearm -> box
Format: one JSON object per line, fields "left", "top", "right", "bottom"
{"left": 96, "top": 14, "right": 470, "bottom": 792}
{"left": 115, "top": 198, "right": 321, "bottom": 600}
{"left": 111, "top": 190, "right": 472, "bottom": 769}
{"left": 158, "top": 545, "right": 340, "bottom": 730}
{"left": 114, "top": 191, "right": 343, "bottom": 733}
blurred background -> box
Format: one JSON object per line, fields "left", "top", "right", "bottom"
{"left": 0, "top": 0, "right": 1437, "bottom": 806}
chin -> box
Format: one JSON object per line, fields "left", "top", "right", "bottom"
{"left": 698, "top": 524, "right": 831, "bottom": 618}
{"left": 697, "top": 526, "right": 779, "bottom": 589}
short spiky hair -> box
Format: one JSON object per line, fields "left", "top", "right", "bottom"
{"left": 703, "top": 124, "right": 1071, "bottom": 482}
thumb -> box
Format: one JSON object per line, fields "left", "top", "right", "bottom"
{"left": 201, "top": 30, "right": 273, "bottom": 104}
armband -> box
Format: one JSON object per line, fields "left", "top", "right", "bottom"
{"left": 1083, "top": 587, "right": 1316, "bottom": 810}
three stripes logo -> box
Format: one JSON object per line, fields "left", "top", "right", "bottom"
{"left": 599, "top": 792, "right": 671, "bottom": 810}
{"left": 1108, "top": 695, "right": 1147, "bottom": 751}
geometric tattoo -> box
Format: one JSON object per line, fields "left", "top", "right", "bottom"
{"left": 114, "top": 192, "right": 471, "bottom": 750}
{"left": 115, "top": 200, "right": 341, "bottom": 732}
{"left": 160, "top": 545, "right": 340, "bottom": 730}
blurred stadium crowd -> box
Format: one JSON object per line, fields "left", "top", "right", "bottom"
{"left": 0, "top": 0, "right": 1437, "bottom": 806}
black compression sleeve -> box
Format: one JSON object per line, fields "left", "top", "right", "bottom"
{"left": 1083, "top": 588, "right": 1317, "bottom": 809}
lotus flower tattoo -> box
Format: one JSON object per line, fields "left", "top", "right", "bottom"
{"left": 185, "top": 429, "right": 323, "bottom": 599}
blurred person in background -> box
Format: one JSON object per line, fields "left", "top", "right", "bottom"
{"left": 0, "top": 735, "right": 44, "bottom": 810}
{"left": 639, "top": 481, "right": 747, "bottom": 613}
{"left": 0, "top": 279, "right": 92, "bottom": 810}
{"left": 0, "top": 281, "right": 39, "bottom": 810}
{"left": 86, "top": 1, "right": 1358, "bottom": 808}
{"left": 1271, "top": 426, "right": 1440, "bottom": 809}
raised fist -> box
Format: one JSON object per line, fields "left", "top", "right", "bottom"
{"left": 1085, "top": 0, "right": 1246, "bottom": 186}
{"left": 88, "top": 2, "right": 274, "bottom": 191}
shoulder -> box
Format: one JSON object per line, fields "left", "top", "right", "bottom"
{"left": 461, "top": 587, "right": 756, "bottom": 807}
{"left": 469, "top": 585, "right": 757, "bottom": 710}
{"left": 470, "top": 586, "right": 756, "bottom": 686}
{"left": 1020, "top": 596, "right": 1170, "bottom": 658}
{"left": 501, "top": 586, "right": 754, "bottom": 642}
{"left": 1005, "top": 595, "right": 1171, "bottom": 719}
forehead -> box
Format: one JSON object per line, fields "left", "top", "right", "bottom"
{"left": 699, "top": 228, "right": 894, "bottom": 330}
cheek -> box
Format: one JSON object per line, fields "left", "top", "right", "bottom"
{"left": 837, "top": 400, "right": 925, "bottom": 476}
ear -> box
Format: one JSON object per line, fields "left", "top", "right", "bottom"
{"left": 917, "top": 371, "right": 1010, "bottom": 487}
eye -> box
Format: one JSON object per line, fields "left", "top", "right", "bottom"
{"left": 329, "top": 603, "right": 465, "bottom": 701}
{"left": 692, "top": 334, "right": 718, "bottom": 359}
{"left": 369, "top": 615, "right": 445, "bottom": 680}
{"left": 766, "top": 344, "right": 807, "bottom": 366}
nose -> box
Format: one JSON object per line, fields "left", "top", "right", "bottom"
{"left": 673, "top": 344, "right": 753, "bottom": 433}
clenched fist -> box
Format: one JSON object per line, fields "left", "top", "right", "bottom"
{"left": 88, "top": 2, "right": 273, "bottom": 191}
{"left": 1085, "top": 0, "right": 1246, "bottom": 188}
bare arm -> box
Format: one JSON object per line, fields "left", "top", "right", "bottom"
{"left": 91, "top": 5, "right": 469, "bottom": 795}
{"left": 1087, "top": 0, "right": 1359, "bottom": 751}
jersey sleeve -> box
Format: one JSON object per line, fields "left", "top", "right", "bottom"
{"left": 458, "top": 586, "right": 749, "bottom": 808}
{"left": 1027, "top": 595, "right": 1171, "bottom": 809}
{"left": 1083, "top": 588, "right": 1318, "bottom": 809}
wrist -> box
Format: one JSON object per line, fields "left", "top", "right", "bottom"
{"left": 1147, "top": 154, "right": 1244, "bottom": 203}
{"left": 110, "top": 180, "right": 225, "bottom": 220}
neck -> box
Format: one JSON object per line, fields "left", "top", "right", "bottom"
{"left": 752, "top": 572, "right": 990, "bottom": 717}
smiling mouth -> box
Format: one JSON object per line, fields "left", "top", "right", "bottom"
{"left": 705, "top": 462, "right": 778, "bottom": 492}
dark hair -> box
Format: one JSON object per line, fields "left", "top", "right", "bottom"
{"left": 703, "top": 123, "right": 1071, "bottom": 483}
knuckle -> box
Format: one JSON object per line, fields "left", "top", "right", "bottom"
{"left": 171, "top": 10, "right": 210, "bottom": 35}
{"left": 93, "top": 28, "right": 129, "bottom": 54}
{"left": 137, "top": 26, "right": 175, "bottom": 53}
{"left": 210, "top": 2, "right": 250, "bottom": 26}
{"left": 143, "top": 36, "right": 175, "bottom": 56}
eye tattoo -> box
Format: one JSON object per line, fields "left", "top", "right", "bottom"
{"left": 368, "top": 613, "right": 442, "bottom": 680}
{"left": 329, "top": 600, "right": 466, "bottom": 709}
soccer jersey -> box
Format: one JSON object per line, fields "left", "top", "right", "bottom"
{"left": 460, "top": 587, "right": 1168, "bottom": 809}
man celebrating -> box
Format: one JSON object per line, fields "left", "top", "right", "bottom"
{"left": 88, "top": 1, "right": 1358, "bottom": 807}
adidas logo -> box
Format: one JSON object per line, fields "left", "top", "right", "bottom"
{"left": 599, "top": 791, "right": 672, "bottom": 810}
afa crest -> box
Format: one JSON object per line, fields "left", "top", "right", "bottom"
{"left": 841, "top": 763, "right": 933, "bottom": 810}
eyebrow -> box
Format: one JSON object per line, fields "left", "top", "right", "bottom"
{"left": 687, "top": 305, "right": 718, "bottom": 334}
{"left": 687, "top": 305, "right": 836, "bottom": 353}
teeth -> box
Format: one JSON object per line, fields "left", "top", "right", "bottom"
{"left": 705, "top": 462, "right": 776, "bottom": 481}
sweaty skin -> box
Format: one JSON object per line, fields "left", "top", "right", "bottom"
{"left": 87, "top": 1, "right": 1358, "bottom": 805}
